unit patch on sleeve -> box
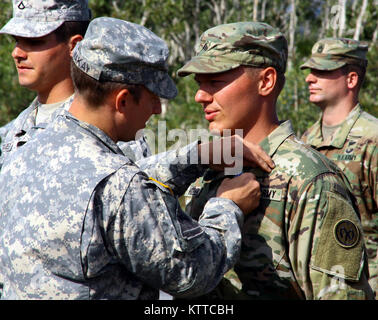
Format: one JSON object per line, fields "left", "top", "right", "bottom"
{"left": 333, "top": 219, "right": 360, "bottom": 248}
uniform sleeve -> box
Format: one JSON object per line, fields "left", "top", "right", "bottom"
{"left": 105, "top": 170, "right": 243, "bottom": 298}
{"left": 367, "top": 141, "right": 377, "bottom": 213}
{"left": 289, "top": 173, "right": 374, "bottom": 300}
{"left": 136, "top": 141, "right": 207, "bottom": 196}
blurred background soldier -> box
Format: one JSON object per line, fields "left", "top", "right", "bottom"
{"left": 0, "top": 0, "right": 91, "bottom": 167}
{"left": 301, "top": 38, "right": 377, "bottom": 297}
{"left": 0, "top": 0, "right": 90, "bottom": 297}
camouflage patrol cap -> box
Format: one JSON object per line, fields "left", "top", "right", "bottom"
{"left": 72, "top": 17, "right": 177, "bottom": 100}
{"left": 0, "top": 0, "right": 91, "bottom": 38}
{"left": 177, "top": 21, "right": 288, "bottom": 77}
{"left": 300, "top": 38, "right": 368, "bottom": 71}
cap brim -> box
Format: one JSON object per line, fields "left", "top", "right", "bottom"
{"left": 144, "top": 71, "right": 178, "bottom": 100}
{"left": 0, "top": 17, "right": 64, "bottom": 38}
{"left": 177, "top": 55, "right": 241, "bottom": 77}
{"left": 300, "top": 57, "right": 346, "bottom": 71}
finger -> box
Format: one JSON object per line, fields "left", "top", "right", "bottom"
{"left": 244, "top": 145, "right": 275, "bottom": 172}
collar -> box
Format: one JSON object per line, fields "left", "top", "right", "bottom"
{"left": 307, "top": 104, "right": 362, "bottom": 149}
{"left": 60, "top": 110, "right": 125, "bottom": 156}
{"left": 203, "top": 120, "right": 295, "bottom": 181}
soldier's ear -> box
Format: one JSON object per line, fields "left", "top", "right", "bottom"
{"left": 68, "top": 35, "right": 84, "bottom": 57}
{"left": 258, "top": 67, "right": 276, "bottom": 96}
{"left": 346, "top": 71, "right": 359, "bottom": 90}
{"left": 114, "top": 89, "right": 130, "bottom": 114}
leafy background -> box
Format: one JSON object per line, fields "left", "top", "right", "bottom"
{"left": 0, "top": 0, "right": 377, "bottom": 141}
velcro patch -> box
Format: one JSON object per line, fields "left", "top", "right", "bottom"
{"left": 334, "top": 219, "right": 360, "bottom": 248}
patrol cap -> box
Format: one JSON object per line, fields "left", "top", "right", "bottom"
{"left": 178, "top": 21, "right": 288, "bottom": 77}
{"left": 0, "top": 0, "right": 91, "bottom": 38}
{"left": 72, "top": 17, "right": 177, "bottom": 100}
{"left": 300, "top": 38, "right": 368, "bottom": 71}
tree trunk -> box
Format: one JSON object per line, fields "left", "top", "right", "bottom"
{"left": 261, "top": 0, "right": 267, "bottom": 20}
{"left": 319, "top": 0, "right": 330, "bottom": 39}
{"left": 373, "top": 24, "right": 378, "bottom": 43}
{"left": 338, "top": 0, "right": 346, "bottom": 37}
{"left": 288, "top": 0, "right": 296, "bottom": 71}
{"left": 353, "top": 0, "right": 368, "bottom": 40}
{"left": 253, "top": 0, "right": 259, "bottom": 21}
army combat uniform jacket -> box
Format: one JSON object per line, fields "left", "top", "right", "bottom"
{"left": 0, "top": 111, "right": 244, "bottom": 300}
{"left": 301, "top": 104, "right": 378, "bottom": 295}
{"left": 0, "top": 96, "right": 151, "bottom": 169}
{"left": 186, "top": 120, "right": 373, "bottom": 299}
{"left": 0, "top": 97, "right": 150, "bottom": 297}
{"left": 0, "top": 96, "right": 73, "bottom": 169}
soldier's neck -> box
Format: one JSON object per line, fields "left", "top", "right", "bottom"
{"left": 243, "top": 109, "right": 280, "bottom": 145}
{"left": 37, "top": 79, "right": 75, "bottom": 105}
{"left": 321, "top": 97, "right": 359, "bottom": 126}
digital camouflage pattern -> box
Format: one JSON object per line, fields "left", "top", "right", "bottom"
{"left": 302, "top": 104, "right": 378, "bottom": 297}
{"left": 177, "top": 21, "right": 288, "bottom": 77}
{"left": 0, "top": 97, "right": 151, "bottom": 169}
{"left": 0, "top": 0, "right": 91, "bottom": 38}
{"left": 73, "top": 17, "right": 177, "bottom": 100}
{"left": 300, "top": 38, "right": 368, "bottom": 71}
{"left": 185, "top": 120, "right": 374, "bottom": 299}
{"left": 0, "top": 120, "right": 15, "bottom": 150}
{"left": 0, "top": 96, "right": 73, "bottom": 170}
{"left": 0, "top": 111, "right": 244, "bottom": 299}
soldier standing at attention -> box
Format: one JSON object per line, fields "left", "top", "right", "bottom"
{"left": 178, "top": 22, "right": 374, "bottom": 299}
{"left": 300, "top": 38, "right": 377, "bottom": 297}
{"left": 0, "top": 17, "right": 263, "bottom": 300}
{"left": 0, "top": 0, "right": 91, "bottom": 166}
{"left": 0, "top": 0, "right": 90, "bottom": 297}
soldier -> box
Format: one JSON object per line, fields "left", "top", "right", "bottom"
{"left": 300, "top": 38, "right": 377, "bottom": 297}
{"left": 0, "top": 0, "right": 91, "bottom": 166}
{"left": 0, "top": 0, "right": 92, "bottom": 298}
{"left": 178, "top": 22, "right": 374, "bottom": 299}
{"left": 0, "top": 17, "right": 263, "bottom": 300}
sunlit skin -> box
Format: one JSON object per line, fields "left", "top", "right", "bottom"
{"left": 305, "top": 68, "right": 359, "bottom": 125}
{"left": 11, "top": 33, "right": 76, "bottom": 104}
{"left": 194, "top": 66, "right": 280, "bottom": 145}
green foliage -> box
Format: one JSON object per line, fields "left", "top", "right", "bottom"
{"left": 0, "top": 0, "right": 377, "bottom": 135}
{"left": 361, "top": 43, "right": 378, "bottom": 117}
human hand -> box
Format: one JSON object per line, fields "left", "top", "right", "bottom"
{"left": 198, "top": 135, "right": 274, "bottom": 173}
{"left": 216, "top": 172, "right": 261, "bottom": 215}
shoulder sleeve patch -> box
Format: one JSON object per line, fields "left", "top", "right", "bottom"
{"left": 311, "top": 192, "right": 364, "bottom": 281}
{"left": 334, "top": 219, "right": 360, "bottom": 248}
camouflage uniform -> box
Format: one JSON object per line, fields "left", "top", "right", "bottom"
{"left": 185, "top": 121, "right": 373, "bottom": 299}
{"left": 0, "top": 0, "right": 91, "bottom": 296}
{"left": 0, "top": 17, "right": 245, "bottom": 300}
{"left": 0, "top": 96, "right": 151, "bottom": 168}
{"left": 178, "top": 22, "right": 374, "bottom": 299}
{"left": 301, "top": 38, "right": 378, "bottom": 296}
